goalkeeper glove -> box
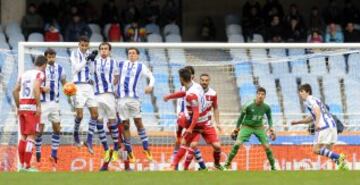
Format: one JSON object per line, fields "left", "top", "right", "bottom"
{"left": 268, "top": 128, "right": 276, "bottom": 141}
{"left": 231, "top": 128, "right": 240, "bottom": 141}
{"left": 86, "top": 50, "right": 98, "bottom": 61}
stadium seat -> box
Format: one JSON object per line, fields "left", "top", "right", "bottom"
{"left": 165, "top": 34, "right": 182, "bottom": 42}
{"left": 328, "top": 55, "right": 346, "bottom": 75}
{"left": 236, "top": 75, "right": 253, "bottom": 87}
{"left": 290, "top": 59, "right": 308, "bottom": 75}
{"left": 225, "top": 14, "right": 240, "bottom": 25}
{"left": 8, "top": 34, "right": 25, "bottom": 49}
{"left": 250, "top": 34, "right": 264, "bottom": 43}
{"left": 279, "top": 76, "right": 301, "bottom": 117}
{"left": 0, "top": 32, "right": 6, "bottom": 42}
{"left": 234, "top": 62, "right": 252, "bottom": 76}
{"left": 328, "top": 103, "right": 342, "bottom": 114}
{"left": 158, "top": 113, "right": 177, "bottom": 126}
{"left": 27, "top": 32, "right": 44, "bottom": 41}
{"left": 257, "top": 76, "right": 278, "bottom": 104}
{"left": 228, "top": 34, "right": 244, "bottom": 43}
{"left": 88, "top": 23, "right": 101, "bottom": 34}
{"left": 112, "top": 47, "right": 127, "bottom": 60}
{"left": 309, "top": 57, "right": 327, "bottom": 74}
{"left": 252, "top": 59, "right": 271, "bottom": 76}
{"left": 269, "top": 48, "right": 289, "bottom": 75}
{"left": 142, "top": 102, "right": 155, "bottom": 113}
{"left": 5, "top": 22, "right": 21, "bottom": 36}
{"left": 226, "top": 24, "right": 242, "bottom": 36}
{"left": 153, "top": 73, "right": 169, "bottom": 84}
{"left": 103, "top": 23, "right": 111, "bottom": 39}
{"left": 348, "top": 53, "right": 360, "bottom": 74}
{"left": 288, "top": 48, "right": 305, "bottom": 56}
{"left": 249, "top": 48, "right": 267, "bottom": 58}
{"left": 0, "top": 41, "right": 9, "bottom": 49}
{"left": 168, "top": 49, "right": 186, "bottom": 64}
{"left": 147, "top": 33, "right": 163, "bottom": 42}
{"left": 344, "top": 78, "right": 360, "bottom": 123}
{"left": 229, "top": 49, "right": 248, "bottom": 60}
{"left": 163, "top": 23, "right": 180, "bottom": 36}
{"left": 90, "top": 33, "right": 103, "bottom": 42}
{"left": 239, "top": 83, "right": 257, "bottom": 96}
{"left": 270, "top": 104, "right": 281, "bottom": 113}
{"left": 145, "top": 23, "right": 160, "bottom": 34}
{"left": 322, "top": 76, "right": 343, "bottom": 118}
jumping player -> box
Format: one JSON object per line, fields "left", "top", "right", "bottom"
{"left": 34, "top": 48, "right": 67, "bottom": 168}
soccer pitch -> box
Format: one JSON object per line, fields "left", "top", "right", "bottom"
{"left": 1, "top": 171, "right": 358, "bottom": 185}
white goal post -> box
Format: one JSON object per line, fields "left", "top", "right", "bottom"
{"left": 10, "top": 42, "right": 360, "bottom": 171}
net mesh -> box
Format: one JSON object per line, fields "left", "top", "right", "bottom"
{"left": 0, "top": 44, "right": 360, "bottom": 171}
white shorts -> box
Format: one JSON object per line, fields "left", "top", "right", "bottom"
{"left": 73, "top": 84, "right": 98, "bottom": 109}
{"left": 41, "top": 101, "right": 60, "bottom": 124}
{"left": 117, "top": 97, "right": 141, "bottom": 120}
{"left": 96, "top": 93, "right": 117, "bottom": 121}
{"left": 314, "top": 128, "right": 338, "bottom": 144}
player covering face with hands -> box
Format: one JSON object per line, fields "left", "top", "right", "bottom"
{"left": 70, "top": 36, "right": 99, "bottom": 154}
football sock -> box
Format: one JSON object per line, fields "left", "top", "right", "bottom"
{"left": 24, "top": 139, "right": 35, "bottom": 169}
{"left": 194, "top": 148, "right": 206, "bottom": 169}
{"left": 184, "top": 148, "right": 195, "bottom": 170}
{"left": 265, "top": 148, "right": 275, "bottom": 169}
{"left": 319, "top": 147, "right": 340, "bottom": 162}
{"left": 86, "top": 119, "right": 97, "bottom": 145}
{"left": 138, "top": 128, "right": 149, "bottom": 151}
{"left": 96, "top": 122, "right": 109, "bottom": 151}
{"left": 35, "top": 136, "right": 42, "bottom": 157}
{"left": 226, "top": 143, "right": 240, "bottom": 165}
{"left": 109, "top": 122, "right": 119, "bottom": 151}
{"left": 51, "top": 133, "right": 60, "bottom": 158}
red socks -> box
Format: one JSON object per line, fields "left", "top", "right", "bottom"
{"left": 213, "top": 150, "right": 221, "bottom": 166}
{"left": 18, "top": 139, "right": 27, "bottom": 166}
{"left": 172, "top": 146, "right": 187, "bottom": 167}
{"left": 24, "top": 139, "right": 34, "bottom": 169}
{"left": 183, "top": 148, "right": 195, "bottom": 170}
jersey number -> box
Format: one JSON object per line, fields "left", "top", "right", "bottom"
{"left": 22, "top": 80, "right": 31, "bottom": 97}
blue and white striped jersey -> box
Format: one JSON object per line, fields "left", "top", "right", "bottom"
{"left": 70, "top": 48, "right": 92, "bottom": 84}
{"left": 93, "top": 57, "right": 118, "bottom": 95}
{"left": 116, "top": 60, "right": 155, "bottom": 99}
{"left": 304, "top": 95, "right": 336, "bottom": 130}
{"left": 41, "top": 63, "right": 66, "bottom": 103}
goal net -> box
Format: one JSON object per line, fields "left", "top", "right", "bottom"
{"left": 0, "top": 42, "right": 359, "bottom": 171}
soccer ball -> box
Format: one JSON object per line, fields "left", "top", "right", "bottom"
{"left": 63, "top": 82, "right": 77, "bottom": 96}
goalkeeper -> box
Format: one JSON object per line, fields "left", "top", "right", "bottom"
{"left": 224, "top": 87, "right": 276, "bottom": 170}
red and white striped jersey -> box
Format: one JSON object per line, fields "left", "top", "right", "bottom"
{"left": 185, "top": 82, "right": 210, "bottom": 124}
{"left": 204, "top": 87, "right": 218, "bottom": 119}
{"left": 19, "top": 69, "right": 45, "bottom": 111}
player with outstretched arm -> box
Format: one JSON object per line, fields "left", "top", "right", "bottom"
{"left": 291, "top": 83, "right": 348, "bottom": 170}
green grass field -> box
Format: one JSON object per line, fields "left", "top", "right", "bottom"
{"left": 1, "top": 171, "right": 359, "bottom": 185}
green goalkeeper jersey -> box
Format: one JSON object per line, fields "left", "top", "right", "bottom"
{"left": 236, "top": 100, "right": 273, "bottom": 128}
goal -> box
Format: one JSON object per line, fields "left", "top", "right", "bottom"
{"left": 0, "top": 42, "right": 359, "bottom": 171}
